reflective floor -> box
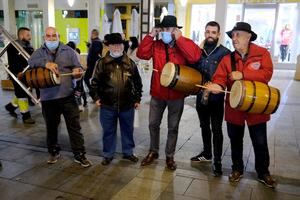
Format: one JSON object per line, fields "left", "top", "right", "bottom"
{"left": 0, "top": 68, "right": 299, "bottom": 200}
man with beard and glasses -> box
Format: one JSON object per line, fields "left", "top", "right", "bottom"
{"left": 190, "top": 21, "right": 230, "bottom": 176}
{"left": 5, "top": 27, "right": 35, "bottom": 124}
{"left": 90, "top": 33, "right": 143, "bottom": 166}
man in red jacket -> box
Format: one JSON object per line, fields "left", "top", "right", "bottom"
{"left": 207, "top": 22, "right": 276, "bottom": 188}
{"left": 137, "top": 15, "right": 201, "bottom": 170}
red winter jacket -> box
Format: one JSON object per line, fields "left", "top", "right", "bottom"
{"left": 212, "top": 43, "right": 273, "bottom": 126}
{"left": 137, "top": 35, "right": 201, "bottom": 100}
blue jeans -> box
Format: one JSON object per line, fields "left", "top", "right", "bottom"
{"left": 100, "top": 107, "right": 135, "bottom": 158}
{"left": 227, "top": 122, "right": 270, "bottom": 178}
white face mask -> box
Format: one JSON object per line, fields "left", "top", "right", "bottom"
{"left": 128, "top": 41, "right": 132, "bottom": 47}
{"left": 110, "top": 51, "right": 123, "bottom": 58}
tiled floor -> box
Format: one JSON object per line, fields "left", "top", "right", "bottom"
{"left": 0, "top": 68, "right": 299, "bottom": 199}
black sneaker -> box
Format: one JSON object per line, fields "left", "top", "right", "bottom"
{"left": 47, "top": 153, "right": 61, "bottom": 164}
{"left": 5, "top": 103, "right": 18, "bottom": 118}
{"left": 190, "top": 151, "right": 212, "bottom": 162}
{"left": 213, "top": 163, "right": 223, "bottom": 177}
{"left": 101, "top": 157, "right": 113, "bottom": 166}
{"left": 74, "top": 154, "right": 92, "bottom": 168}
{"left": 123, "top": 154, "right": 139, "bottom": 163}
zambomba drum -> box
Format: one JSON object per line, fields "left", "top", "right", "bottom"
{"left": 160, "top": 62, "right": 203, "bottom": 95}
{"left": 18, "top": 67, "right": 60, "bottom": 88}
{"left": 229, "top": 80, "right": 280, "bottom": 114}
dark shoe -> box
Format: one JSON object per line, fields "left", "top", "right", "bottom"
{"left": 141, "top": 151, "right": 159, "bottom": 166}
{"left": 229, "top": 171, "right": 243, "bottom": 182}
{"left": 190, "top": 151, "right": 212, "bottom": 162}
{"left": 5, "top": 103, "right": 18, "bottom": 118}
{"left": 22, "top": 112, "right": 35, "bottom": 124}
{"left": 123, "top": 154, "right": 139, "bottom": 163}
{"left": 74, "top": 153, "right": 92, "bottom": 168}
{"left": 258, "top": 174, "right": 277, "bottom": 188}
{"left": 47, "top": 153, "right": 61, "bottom": 164}
{"left": 166, "top": 157, "right": 177, "bottom": 170}
{"left": 213, "top": 163, "right": 223, "bottom": 177}
{"left": 101, "top": 157, "right": 113, "bottom": 166}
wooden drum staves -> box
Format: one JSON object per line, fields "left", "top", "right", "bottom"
{"left": 229, "top": 80, "right": 280, "bottom": 114}
{"left": 160, "top": 62, "right": 203, "bottom": 95}
{"left": 18, "top": 67, "right": 60, "bottom": 88}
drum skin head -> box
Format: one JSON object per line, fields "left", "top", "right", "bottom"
{"left": 52, "top": 72, "right": 60, "bottom": 84}
{"left": 160, "top": 62, "right": 175, "bottom": 87}
{"left": 230, "top": 80, "right": 243, "bottom": 108}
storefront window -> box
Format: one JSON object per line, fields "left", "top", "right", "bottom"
{"left": 274, "top": 3, "right": 298, "bottom": 64}
{"left": 225, "top": 4, "right": 243, "bottom": 51}
{"left": 190, "top": 4, "right": 215, "bottom": 45}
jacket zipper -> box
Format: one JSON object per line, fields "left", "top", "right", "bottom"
{"left": 117, "top": 64, "right": 120, "bottom": 113}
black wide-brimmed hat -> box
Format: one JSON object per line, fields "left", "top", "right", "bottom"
{"left": 105, "top": 33, "right": 125, "bottom": 45}
{"left": 156, "top": 15, "right": 182, "bottom": 29}
{"left": 226, "top": 22, "right": 257, "bottom": 41}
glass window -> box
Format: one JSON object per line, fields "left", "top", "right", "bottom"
{"left": 244, "top": 6, "right": 276, "bottom": 52}
{"left": 190, "top": 4, "right": 215, "bottom": 45}
{"left": 274, "top": 3, "right": 298, "bottom": 63}
{"left": 225, "top": 4, "right": 243, "bottom": 51}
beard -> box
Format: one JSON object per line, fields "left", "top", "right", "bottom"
{"left": 205, "top": 37, "right": 218, "bottom": 45}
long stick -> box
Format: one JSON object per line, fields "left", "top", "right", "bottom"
{"left": 59, "top": 71, "right": 86, "bottom": 76}
{"left": 195, "top": 84, "right": 231, "bottom": 94}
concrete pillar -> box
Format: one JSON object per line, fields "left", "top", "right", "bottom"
{"left": 215, "top": 0, "right": 227, "bottom": 44}
{"left": 42, "top": 0, "right": 55, "bottom": 28}
{"left": 140, "top": 0, "right": 154, "bottom": 39}
{"left": 2, "top": 0, "right": 16, "bottom": 36}
{"left": 88, "top": 0, "right": 101, "bottom": 36}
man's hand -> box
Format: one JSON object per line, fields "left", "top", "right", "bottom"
{"left": 95, "top": 99, "right": 101, "bottom": 107}
{"left": 206, "top": 83, "right": 223, "bottom": 94}
{"left": 149, "top": 27, "right": 161, "bottom": 37}
{"left": 229, "top": 71, "right": 243, "bottom": 81}
{"left": 72, "top": 68, "right": 83, "bottom": 79}
{"left": 45, "top": 62, "right": 59, "bottom": 75}
{"left": 172, "top": 28, "right": 182, "bottom": 40}
{"left": 134, "top": 103, "right": 140, "bottom": 110}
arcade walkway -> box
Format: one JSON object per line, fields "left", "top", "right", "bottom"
{"left": 0, "top": 69, "right": 299, "bottom": 200}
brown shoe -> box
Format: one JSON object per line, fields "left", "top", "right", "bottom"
{"left": 141, "top": 151, "right": 159, "bottom": 166}
{"left": 229, "top": 171, "right": 243, "bottom": 182}
{"left": 259, "top": 174, "right": 277, "bottom": 188}
{"left": 166, "top": 157, "right": 177, "bottom": 170}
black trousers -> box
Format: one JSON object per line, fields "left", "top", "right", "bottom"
{"left": 196, "top": 96, "right": 224, "bottom": 163}
{"left": 227, "top": 122, "right": 270, "bottom": 178}
{"left": 41, "top": 96, "right": 86, "bottom": 156}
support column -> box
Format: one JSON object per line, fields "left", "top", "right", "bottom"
{"left": 99, "top": 0, "right": 105, "bottom": 39}
{"left": 215, "top": 0, "right": 227, "bottom": 44}
{"left": 2, "top": 0, "right": 16, "bottom": 36}
{"left": 140, "top": 0, "right": 154, "bottom": 39}
{"left": 42, "top": 0, "right": 55, "bottom": 28}
{"left": 88, "top": 0, "right": 101, "bottom": 36}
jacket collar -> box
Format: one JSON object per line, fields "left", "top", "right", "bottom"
{"left": 199, "top": 39, "right": 221, "bottom": 56}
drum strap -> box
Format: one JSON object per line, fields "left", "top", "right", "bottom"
{"left": 165, "top": 44, "right": 169, "bottom": 62}
{"left": 230, "top": 52, "right": 236, "bottom": 71}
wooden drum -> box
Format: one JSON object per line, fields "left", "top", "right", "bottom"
{"left": 18, "top": 67, "right": 60, "bottom": 88}
{"left": 229, "top": 80, "right": 280, "bottom": 114}
{"left": 160, "top": 62, "right": 203, "bottom": 95}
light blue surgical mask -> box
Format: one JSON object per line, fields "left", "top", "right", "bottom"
{"left": 45, "top": 40, "right": 59, "bottom": 51}
{"left": 161, "top": 32, "right": 173, "bottom": 44}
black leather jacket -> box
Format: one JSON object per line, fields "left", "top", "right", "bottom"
{"left": 90, "top": 53, "right": 143, "bottom": 111}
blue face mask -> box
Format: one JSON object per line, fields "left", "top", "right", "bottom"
{"left": 161, "top": 32, "right": 173, "bottom": 44}
{"left": 45, "top": 40, "right": 59, "bottom": 51}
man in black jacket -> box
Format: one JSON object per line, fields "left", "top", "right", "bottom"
{"left": 191, "top": 21, "right": 230, "bottom": 176}
{"left": 90, "top": 33, "right": 143, "bottom": 165}
{"left": 5, "top": 27, "right": 35, "bottom": 124}
{"left": 84, "top": 29, "right": 103, "bottom": 98}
